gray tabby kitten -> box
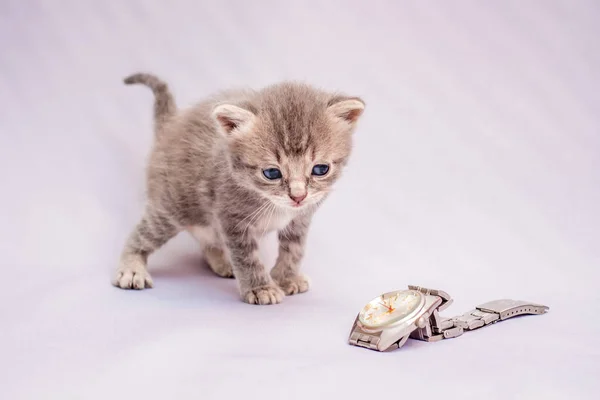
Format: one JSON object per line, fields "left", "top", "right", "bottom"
{"left": 112, "top": 73, "right": 365, "bottom": 305}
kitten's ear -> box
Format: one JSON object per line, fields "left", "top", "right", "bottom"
{"left": 327, "top": 96, "right": 365, "bottom": 124}
{"left": 212, "top": 104, "right": 256, "bottom": 135}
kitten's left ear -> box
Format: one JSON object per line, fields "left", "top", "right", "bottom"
{"left": 327, "top": 96, "right": 365, "bottom": 124}
{"left": 212, "top": 104, "right": 256, "bottom": 135}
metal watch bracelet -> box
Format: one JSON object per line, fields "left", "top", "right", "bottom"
{"left": 408, "top": 285, "right": 549, "bottom": 343}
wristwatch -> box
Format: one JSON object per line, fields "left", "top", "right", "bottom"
{"left": 348, "top": 285, "right": 549, "bottom": 351}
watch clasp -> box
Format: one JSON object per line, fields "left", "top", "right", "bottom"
{"left": 476, "top": 299, "right": 549, "bottom": 321}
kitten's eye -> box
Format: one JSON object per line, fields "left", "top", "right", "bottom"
{"left": 312, "top": 164, "right": 330, "bottom": 176}
{"left": 263, "top": 168, "right": 282, "bottom": 180}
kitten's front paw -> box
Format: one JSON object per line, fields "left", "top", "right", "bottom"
{"left": 112, "top": 265, "right": 153, "bottom": 290}
{"left": 242, "top": 283, "right": 284, "bottom": 305}
{"left": 274, "top": 274, "right": 310, "bottom": 296}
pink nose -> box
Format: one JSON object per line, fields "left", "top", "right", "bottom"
{"left": 290, "top": 193, "right": 307, "bottom": 204}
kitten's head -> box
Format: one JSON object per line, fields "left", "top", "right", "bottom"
{"left": 212, "top": 82, "right": 364, "bottom": 210}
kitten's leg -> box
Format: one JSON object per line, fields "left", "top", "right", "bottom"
{"left": 203, "top": 246, "right": 234, "bottom": 278}
{"left": 112, "top": 209, "right": 179, "bottom": 290}
{"left": 270, "top": 216, "right": 311, "bottom": 296}
{"left": 224, "top": 229, "right": 284, "bottom": 305}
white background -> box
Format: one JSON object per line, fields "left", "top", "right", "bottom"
{"left": 1, "top": 1, "right": 598, "bottom": 399}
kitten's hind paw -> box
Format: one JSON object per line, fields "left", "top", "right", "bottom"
{"left": 274, "top": 274, "right": 310, "bottom": 296}
{"left": 112, "top": 264, "right": 153, "bottom": 290}
{"left": 212, "top": 267, "right": 234, "bottom": 278}
{"left": 242, "top": 283, "right": 284, "bottom": 305}
{"left": 203, "top": 246, "right": 235, "bottom": 278}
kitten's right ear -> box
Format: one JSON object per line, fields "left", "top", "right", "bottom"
{"left": 327, "top": 96, "right": 365, "bottom": 125}
{"left": 212, "top": 104, "right": 256, "bottom": 135}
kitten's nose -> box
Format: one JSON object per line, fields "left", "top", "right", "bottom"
{"left": 289, "top": 193, "right": 307, "bottom": 204}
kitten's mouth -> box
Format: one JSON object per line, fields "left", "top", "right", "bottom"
{"left": 277, "top": 199, "right": 308, "bottom": 209}
{"left": 273, "top": 196, "right": 318, "bottom": 210}
{"left": 289, "top": 199, "right": 314, "bottom": 209}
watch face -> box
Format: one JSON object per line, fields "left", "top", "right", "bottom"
{"left": 358, "top": 289, "right": 425, "bottom": 329}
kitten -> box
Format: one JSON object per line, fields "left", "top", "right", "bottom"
{"left": 112, "top": 73, "right": 365, "bottom": 305}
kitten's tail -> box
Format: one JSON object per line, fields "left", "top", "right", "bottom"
{"left": 124, "top": 73, "right": 176, "bottom": 135}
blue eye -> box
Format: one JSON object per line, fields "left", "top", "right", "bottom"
{"left": 312, "top": 164, "right": 329, "bottom": 176}
{"left": 263, "top": 168, "right": 282, "bottom": 180}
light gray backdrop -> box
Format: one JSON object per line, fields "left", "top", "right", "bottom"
{"left": 1, "top": 0, "right": 598, "bottom": 399}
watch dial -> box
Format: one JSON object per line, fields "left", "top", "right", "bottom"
{"left": 358, "top": 290, "right": 424, "bottom": 328}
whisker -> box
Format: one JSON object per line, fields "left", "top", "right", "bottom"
{"left": 280, "top": 222, "right": 291, "bottom": 241}
{"left": 261, "top": 204, "right": 276, "bottom": 238}
{"left": 242, "top": 201, "right": 271, "bottom": 237}
{"left": 234, "top": 201, "right": 269, "bottom": 230}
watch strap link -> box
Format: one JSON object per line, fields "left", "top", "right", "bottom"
{"left": 349, "top": 329, "right": 410, "bottom": 351}
{"left": 409, "top": 288, "right": 549, "bottom": 342}
{"left": 348, "top": 330, "right": 381, "bottom": 350}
